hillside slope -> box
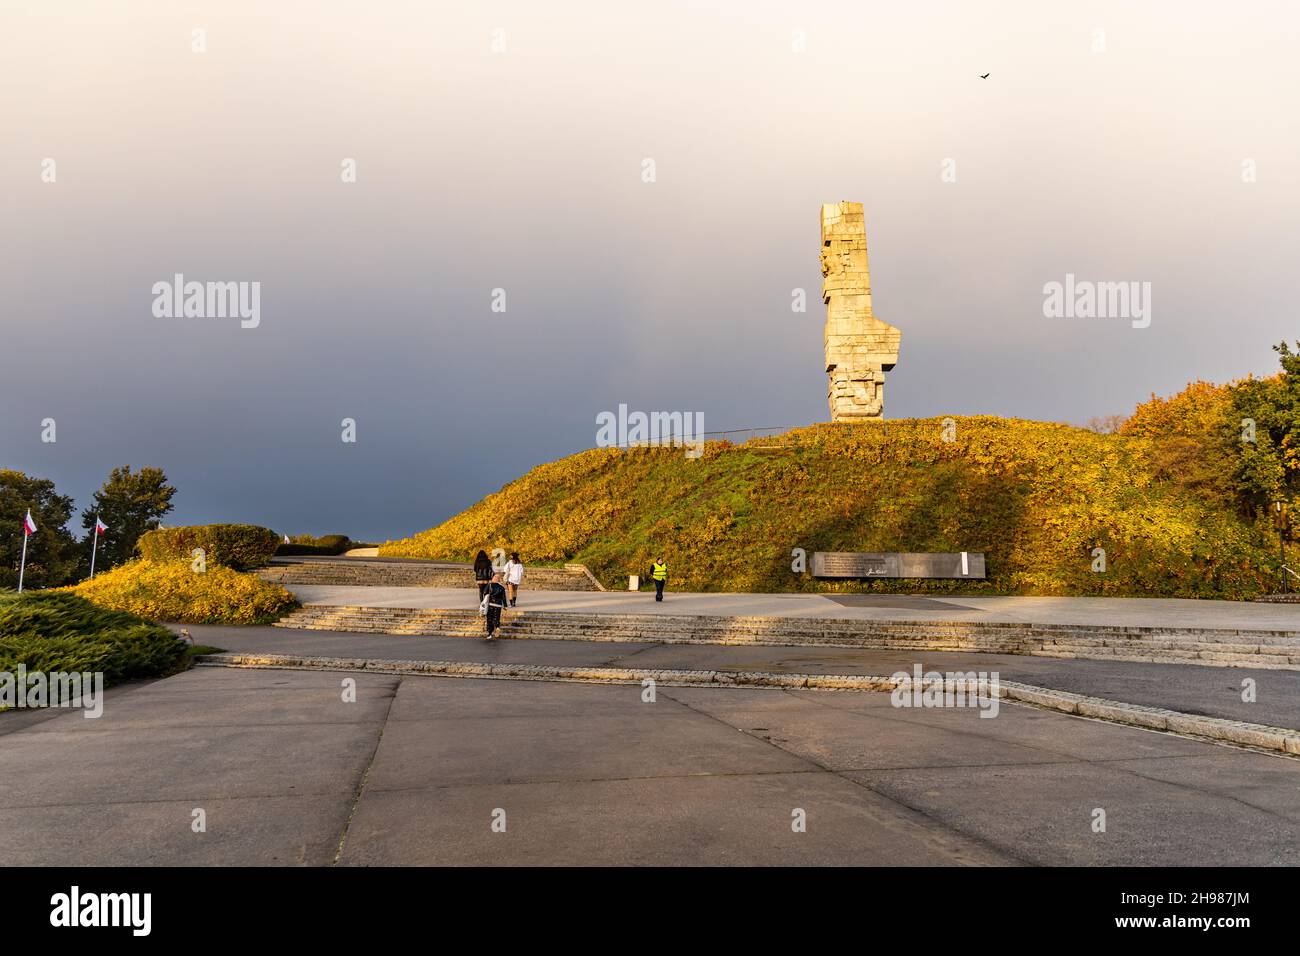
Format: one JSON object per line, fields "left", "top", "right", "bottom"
{"left": 381, "top": 418, "right": 1277, "bottom": 598}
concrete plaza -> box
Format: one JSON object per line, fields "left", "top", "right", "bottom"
{"left": 181, "top": 622, "right": 1300, "bottom": 729}
{"left": 3, "top": 663, "right": 1300, "bottom": 866}
{"left": 7, "top": 583, "right": 1299, "bottom": 867}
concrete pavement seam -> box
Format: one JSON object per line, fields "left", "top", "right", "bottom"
{"left": 331, "top": 676, "right": 398, "bottom": 866}
{"left": 657, "top": 686, "right": 1030, "bottom": 867}
{"left": 194, "top": 654, "right": 1300, "bottom": 758}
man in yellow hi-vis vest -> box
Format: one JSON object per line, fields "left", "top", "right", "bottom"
{"left": 650, "top": 558, "right": 668, "bottom": 602}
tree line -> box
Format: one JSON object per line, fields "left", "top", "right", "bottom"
{"left": 0, "top": 466, "right": 175, "bottom": 590}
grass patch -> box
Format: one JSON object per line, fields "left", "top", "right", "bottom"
{"left": 380, "top": 417, "right": 1277, "bottom": 598}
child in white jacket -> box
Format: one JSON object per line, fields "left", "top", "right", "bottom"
{"left": 504, "top": 553, "right": 525, "bottom": 607}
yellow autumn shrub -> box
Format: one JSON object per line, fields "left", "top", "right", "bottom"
{"left": 1122, "top": 380, "right": 1235, "bottom": 441}
{"left": 68, "top": 559, "right": 297, "bottom": 624}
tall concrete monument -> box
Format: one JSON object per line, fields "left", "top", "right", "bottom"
{"left": 820, "top": 201, "right": 901, "bottom": 421}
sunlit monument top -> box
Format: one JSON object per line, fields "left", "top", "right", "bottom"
{"left": 820, "top": 201, "right": 901, "bottom": 421}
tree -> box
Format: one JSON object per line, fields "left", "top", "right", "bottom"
{"left": 1084, "top": 414, "right": 1128, "bottom": 435}
{"left": 1119, "top": 380, "right": 1238, "bottom": 509}
{"left": 0, "top": 469, "right": 79, "bottom": 589}
{"left": 79, "top": 466, "right": 176, "bottom": 572}
{"left": 1228, "top": 342, "right": 1300, "bottom": 519}
{"left": 1122, "top": 380, "right": 1234, "bottom": 441}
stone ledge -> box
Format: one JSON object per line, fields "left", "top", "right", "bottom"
{"left": 195, "top": 653, "right": 1300, "bottom": 757}
{"left": 1257, "top": 593, "right": 1300, "bottom": 603}
{"left": 563, "top": 563, "right": 607, "bottom": 592}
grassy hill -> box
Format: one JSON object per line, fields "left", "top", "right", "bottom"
{"left": 380, "top": 417, "right": 1279, "bottom": 599}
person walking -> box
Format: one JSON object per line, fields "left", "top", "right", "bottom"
{"left": 650, "top": 557, "right": 668, "bottom": 602}
{"left": 473, "top": 549, "right": 493, "bottom": 600}
{"left": 483, "top": 571, "right": 508, "bottom": 639}
{"left": 504, "top": 552, "right": 525, "bottom": 607}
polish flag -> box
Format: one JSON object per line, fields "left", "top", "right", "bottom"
{"left": 95, "top": 517, "right": 108, "bottom": 536}
{"left": 283, "top": 534, "right": 291, "bottom": 544}
{"left": 23, "top": 510, "right": 36, "bottom": 536}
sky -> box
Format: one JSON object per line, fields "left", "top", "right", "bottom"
{"left": 3, "top": 1, "right": 1299, "bottom": 541}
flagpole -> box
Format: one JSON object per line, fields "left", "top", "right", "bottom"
{"left": 90, "top": 513, "right": 99, "bottom": 579}
{"left": 18, "top": 524, "right": 29, "bottom": 593}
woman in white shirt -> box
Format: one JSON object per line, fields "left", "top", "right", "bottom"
{"left": 504, "top": 552, "right": 525, "bottom": 607}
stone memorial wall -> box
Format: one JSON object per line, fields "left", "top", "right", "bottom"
{"left": 812, "top": 551, "right": 986, "bottom": 580}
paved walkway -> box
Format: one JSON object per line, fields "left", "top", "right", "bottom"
{"left": 282, "top": 585, "right": 1300, "bottom": 631}
{"left": 4, "top": 667, "right": 1299, "bottom": 865}
{"left": 179, "top": 624, "right": 1300, "bottom": 731}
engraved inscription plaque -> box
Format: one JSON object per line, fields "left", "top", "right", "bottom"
{"left": 814, "top": 553, "right": 896, "bottom": 577}
{"left": 812, "top": 551, "right": 986, "bottom": 580}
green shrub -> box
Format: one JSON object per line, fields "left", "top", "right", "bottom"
{"left": 0, "top": 591, "right": 186, "bottom": 685}
{"left": 275, "top": 544, "right": 329, "bottom": 556}
{"left": 137, "top": 524, "right": 279, "bottom": 571}
{"left": 275, "top": 533, "right": 354, "bottom": 556}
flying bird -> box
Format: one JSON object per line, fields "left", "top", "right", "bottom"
{"left": 980, "top": 73, "right": 990, "bottom": 79}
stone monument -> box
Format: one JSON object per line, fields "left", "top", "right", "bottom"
{"left": 820, "top": 201, "right": 901, "bottom": 421}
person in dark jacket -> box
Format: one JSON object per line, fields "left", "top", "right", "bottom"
{"left": 473, "top": 550, "right": 493, "bottom": 599}
{"left": 484, "top": 572, "right": 508, "bottom": 639}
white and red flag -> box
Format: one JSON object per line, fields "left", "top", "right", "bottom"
{"left": 95, "top": 517, "right": 108, "bottom": 536}
{"left": 18, "top": 510, "right": 36, "bottom": 592}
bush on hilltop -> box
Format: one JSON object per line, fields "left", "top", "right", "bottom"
{"left": 137, "top": 524, "right": 280, "bottom": 571}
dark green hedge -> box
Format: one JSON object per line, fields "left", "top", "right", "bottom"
{"left": 137, "top": 524, "right": 280, "bottom": 571}
{"left": 275, "top": 533, "right": 354, "bottom": 556}
{"left": 0, "top": 591, "right": 186, "bottom": 684}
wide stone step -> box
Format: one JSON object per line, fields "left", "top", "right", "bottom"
{"left": 277, "top": 605, "right": 1300, "bottom": 636}
{"left": 269, "top": 604, "right": 1300, "bottom": 669}
{"left": 277, "top": 612, "right": 1300, "bottom": 645}
{"left": 257, "top": 562, "right": 597, "bottom": 590}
